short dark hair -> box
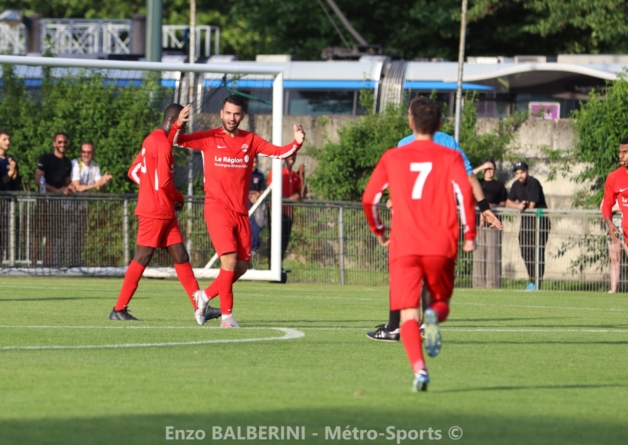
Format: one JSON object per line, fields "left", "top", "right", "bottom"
{"left": 0, "top": 129, "right": 9, "bottom": 137}
{"left": 53, "top": 132, "right": 68, "bottom": 140}
{"left": 224, "top": 94, "right": 246, "bottom": 110}
{"left": 409, "top": 97, "right": 441, "bottom": 135}
{"left": 163, "top": 103, "right": 184, "bottom": 123}
{"left": 620, "top": 137, "right": 628, "bottom": 145}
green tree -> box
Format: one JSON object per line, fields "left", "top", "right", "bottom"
{"left": 545, "top": 70, "right": 628, "bottom": 208}
{"left": 7, "top": 0, "right": 628, "bottom": 61}
{"left": 309, "top": 91, "right": 525, "bottom": 201}
{"left": 0, "top": 65, "right": 167, "bottom": 192}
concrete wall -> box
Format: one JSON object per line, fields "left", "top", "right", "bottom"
{"left": 193, "top": 114, "right": 581, "bottom": 206}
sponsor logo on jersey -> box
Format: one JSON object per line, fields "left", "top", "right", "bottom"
{"left": 241, "top": 144, "right": 249, "bottom": 152}
{"left": 245, "top": 155, "right": 249, "bottom": 163}
{"left": 215, "top": 155, "right": 244, "bottom": 164}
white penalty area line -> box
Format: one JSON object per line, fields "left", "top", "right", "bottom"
{"left": 0, "top": 327, "right": 304, "bottom": 351}
{"left": 455, "top": 302, "right": 628, "bottom": 312}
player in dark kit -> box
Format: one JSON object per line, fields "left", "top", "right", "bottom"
{"left": 362, "top": 98, "right": 477, "bottom": 391}
{"left": 109, "top": 104, "right": 220, "bottom": 324}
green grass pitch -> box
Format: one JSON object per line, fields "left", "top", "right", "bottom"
{"left": 0, "top": 277, "right": 627, "bottom": 445}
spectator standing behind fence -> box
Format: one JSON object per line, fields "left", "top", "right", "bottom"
{"left": 601, "top": 139, "right": 628, "bottom": 293}
{"left": 506, "top": 161, "right": 550, "bottom": 291}
{"left": 70, "top": 142, "right": 112, "bottom": 193}
{"left": 600, "top": 200, "right": 627, "bottom": 293}
{"left": 0, "top": 129, "right": 20, "bottom": 191}
{"left": 267, "top": 153, "right": 302, "bottom": 262}
{"left": 249, "top": 156, "right": 267, "bottom": 254}
{"left": 68, "top": 142, "right": 113, "bottom": 267}
{"left": 472, "top": 159, "right": 507, "bottom": 288}
{"left": 33, "top": 133, "right": 73, "bottom": 267}
{"left": 35, "top": 133, "right": 72, "bottom": 194}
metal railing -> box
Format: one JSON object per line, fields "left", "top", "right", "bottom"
{"left": 41, "top": 19, "right": 132, "bottom": 56}
{"left": 162, "top": 25, "right": 219, "bottom": 58}
{"left": 0, "top": 23, "right": 25, "bottom": 55}
{"left": 0, "top": 193, "right": 621, "bottom": 291}
{"left": 38, "top": 20, "right": 219, "bottom": 57}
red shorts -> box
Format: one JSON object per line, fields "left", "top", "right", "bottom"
{"left": 136, "top": 216, "right": 183, "bottom": 248}
{"left": 389, "top": 255, "right": 455, "bottom": 311}
{"left": 205, "top": 203, "right": 251, "bottom": 261}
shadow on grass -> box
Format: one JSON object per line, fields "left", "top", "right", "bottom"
{"left": 437, "top": 383, "right": 628, "bottom": 393}
{"left": 0, "top": 408, "right": 624, "bottom": 445}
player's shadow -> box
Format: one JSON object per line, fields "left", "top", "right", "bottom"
{"left": 436, "top": 383, "right": 628, "bottom": 394}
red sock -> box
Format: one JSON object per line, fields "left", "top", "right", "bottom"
{"left": 430, "top": 301, "right": 450, "bottom": 323}
{"left": 174, "top": 262, "right": 200, "bottom": 310}
{"left": 205, "top": 279, "right": 219, "bottom": 299}
{"left": 213, "top": 269, "right": 235, "bottom": 315}
{"left": 114, "top": 260, "right": 146, "bottom": 311}
{"left": 401, "top": 319, "right": 426, "bottom": 374}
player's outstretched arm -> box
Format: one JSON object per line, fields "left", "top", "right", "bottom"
{"left": 254, "top": 124, "right": 306, "bottom": 159}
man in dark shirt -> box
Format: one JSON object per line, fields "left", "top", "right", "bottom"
{"left": 506, "top": 161, "right": 550, "bottom": 291}
{"left": 35, "top": 133, "right": 72, "bottom": 194}
{"left": 33, "top": 133, "right": 73, "bottom": 267}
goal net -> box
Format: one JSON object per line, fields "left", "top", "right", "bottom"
{"left": 0, "top": 55, "right": 286, "bottom": 281}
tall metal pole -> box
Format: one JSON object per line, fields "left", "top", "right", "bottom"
{"left": 454, "top": 0, "right": 468, "bottom": 143}
{"left": 186, "top": 0, "right": 196, "bottom": 253}
{"left": 145, "top": 0, "right": 162, "bottom": 62}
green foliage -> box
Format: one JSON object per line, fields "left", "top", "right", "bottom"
{"left": 0, "top": 65, "right": 167, "bottom": 192}
{"left": 308, "top": 90, "right": 408, "bottom": 201}
{"left": 544, "top": 70, "right": 628, "bottom": 208}
{"left": 8, "top": 0, "right": 628, "bottom": 61}
{"left": 309, "top": 91, "right": 526, "bottom": 201}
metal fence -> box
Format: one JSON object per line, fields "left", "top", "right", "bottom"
{"left": 0, "top": 193, "right": 622, "bottom": 291}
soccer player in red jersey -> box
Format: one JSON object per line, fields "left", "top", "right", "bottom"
{"left": 602, "top": 138, "right": 628, "bottom": 245}
{"left": 110, "top": 104, "right": 217, "bottom": 325}
{"left": 169, "top": 96, "right": 306, "bottom": 328}
{"left": 362, "top": 98, "right": 477, "bottom": 391}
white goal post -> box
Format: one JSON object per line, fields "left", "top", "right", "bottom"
{"left": 0, "top": 55, "right": 286, "bottom": 282}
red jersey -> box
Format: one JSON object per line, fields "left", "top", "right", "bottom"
{"left": 362, "top": 140, "right": 476, "bottom": 260}
{"left": 267, "top": 167, "right": 301, "bottom": 197}
{"left": 602, "top": 167, "right": 628, "bottom": 236}
{"left": 267, "top": 167, "right": 301, "bottom": 216}
{"left": 170, "top": 122, "right": 301, "bottom": 215}
{"left": 128, "top": 129, "right": 184, "bottom": 220}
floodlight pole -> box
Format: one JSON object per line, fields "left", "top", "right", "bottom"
{"left": 146, "top": 0, "right": 162, "bottom": 62}
{"left": 454, "top": 0, "right": 468, "bottom": 143}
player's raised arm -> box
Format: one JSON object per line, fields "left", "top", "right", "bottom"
{"left": 168, "top": 104, "right": 211, "bottom": 151}
{"left": 450, "top": 152, "right": 477, "bottom": 250}
{"left": 362, "top": 157, "right": 389, "bottom": 245}
{"left": 157, "top": 140, "right": 184, "bottom": 206}
{"left": 254, "top": 124, "right": 305, "bottom": 159}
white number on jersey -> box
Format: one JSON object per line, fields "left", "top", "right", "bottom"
{"left": 410, "top": 162, "right": 433, "bottom": 199}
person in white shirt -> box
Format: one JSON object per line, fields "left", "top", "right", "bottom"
{"left": 67, "top": 142, "right": 112, "bottom": 267}
{"left": 70, "top": 142, "right": 112, "bottom": 192}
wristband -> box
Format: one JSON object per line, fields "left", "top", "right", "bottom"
{"left": 478, "top": 199, "right": 490, "bottom": 212}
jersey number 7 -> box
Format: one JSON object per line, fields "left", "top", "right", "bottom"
{"left": 410, "top": 162, "right": 433, "bottom": 199}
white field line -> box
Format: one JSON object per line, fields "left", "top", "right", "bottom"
{"left": 1, "top": 325, "right": 627, "bottom": 334}
{"left": 0, "top": 327, "right": 304, "bottom": 350}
